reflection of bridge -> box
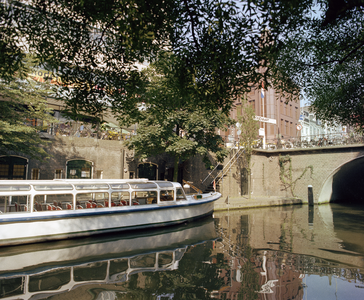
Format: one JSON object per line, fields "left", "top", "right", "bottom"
{"left": 249, "top": 144, "right": 364, "bottom": 203}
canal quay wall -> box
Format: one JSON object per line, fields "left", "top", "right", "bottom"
{"left": 7, "top": 136, "right": 364, "bottom": 210}
{"left": 31, "top": 136, "right": 176, "bottom": 180}
{"left": 210, "top": 145, "right": 364, "bottom": 210}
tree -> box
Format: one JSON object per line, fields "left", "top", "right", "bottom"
{"left": 125, "top": 53, "right": 232, "bottom": 182}
{"left": 236, "top": 103, "right": 259, "bottom": 197}
{"left": 5, "top": 0, "right": 362, "bottom": 156}
{"left": 251, "top": 0, "right": 364, "bottom": 128}
{"left": 0, "top": 1, "right": 278, "bottom": 122}
{"left": 0, "top": 60, "right": 56, "bottom": 159}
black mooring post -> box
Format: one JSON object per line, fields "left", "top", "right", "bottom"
{"left": 308, "top": 185, "right": 314, "bottom": 226}
{"left": 308, "top": 185, "right": 314, "bottom": 206}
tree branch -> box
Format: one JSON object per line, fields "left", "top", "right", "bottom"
{"left": 183, "top": 0, "right": 200, "bottom": 52}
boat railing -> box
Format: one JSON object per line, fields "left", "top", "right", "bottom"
{"left": 0, "top": 180, "right": 190, "bottom": 215}
{"left": 182, "top": 180, "right": 202, "bottom": 194}
{"left": 0, "top": 248, "right": 185, "bottom": 300}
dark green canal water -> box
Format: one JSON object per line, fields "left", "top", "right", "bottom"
{"left": 0, "top": 203, "right": 363, "bottom": 299}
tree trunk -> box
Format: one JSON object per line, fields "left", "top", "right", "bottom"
{"left": 247, "top": 153, "right": 252, "bottom": 199}
{"left": 173, "top": 155, "right": 179, "bottom": 182}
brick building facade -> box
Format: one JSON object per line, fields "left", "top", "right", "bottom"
{"left": 220, "top": 86, "right": 300, "bottom": 147}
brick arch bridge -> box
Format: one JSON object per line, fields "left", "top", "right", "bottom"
{"left": 246, "top": 145, "right": 364, "bottom": 204}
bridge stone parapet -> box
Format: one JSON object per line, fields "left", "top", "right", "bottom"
{"left": 249, "top": 145, "right": 364, "bottom": 204}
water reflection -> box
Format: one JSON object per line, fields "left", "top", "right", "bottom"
{"left": 213, "top": 203, "right": 364, "bottom": 299}
{"left": 0, "top": 218, "right": 217, "bottom": 299}
{"left": 0, "top": 204, "right": 363, "bottom": 299}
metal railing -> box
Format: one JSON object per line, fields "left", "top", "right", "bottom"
{"left": 265, "top": 133, "right": 364, "bottom": 150}
{"left": 182, "top": 180, "right": 202, "bottom": 194}
{"left": 42, "top": 122, "right": 132, "bottom": 141}
{"left": 43, "top": 122, "right": 364, "bottom": 150}
{"left": 225, "top": 133, "right": 364, "bottom": 150}
{"left": 205, "top": 147, "right": 245, "bottom": 187}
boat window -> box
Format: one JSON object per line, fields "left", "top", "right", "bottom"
{"left": 28, "top": 268, "right": 71, "bottom": 292}
{"left": 110, "top": 183, "right": 129, "bottom": 190}
{"left": 176, "top": 188, "right": 187, "bottom": 201}
{"left": 74, "top": 184, "right": 109, "bottom": 190}
{"left": 132, "top": 191, "right": 157, "bottom": 205}
{"left": 111, "top": 191, "right": 130, "bottom": 206}
{"left": 130, "top": 253, "right": 156, "bottom": 268}
{"left": 156, "top": 181, "right": 174, "bottom": 188}
{"left": 109, "top": 258, "right": 129, "bottom": 277}
{"left": 0, "top": 276, "right": 25, "bottom": 298}
{"left": 33, "top": 184, "right": 73, "bottom": 191}
{"left": 175, "top": 248, "right": 186, "bottom": 261}
{"left": 129, "top": 182, "right": 157, "bottom": 189}
{"left": 0, "top": 184, "right": 30, "bottom": 191}
{"left": 34, "top": 194, "right": 73, "bottom": 211}
{"left": 74, "top": 262, "right": 108, "bottom": 281}
{"left": 160, "top": 190, "right": 174, "bottom": 202}
{"left": 76, "top": 192, "right": 109, "bottom": 209}
{"left": 0, "top": 195, "right": 30, "bottom": 213}
{"left": 158, "top": 251, "right": 174, "bottom": 268}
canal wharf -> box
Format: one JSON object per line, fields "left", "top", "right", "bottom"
{"left": 214, "top": 196, "right": 302, "bottom": 211}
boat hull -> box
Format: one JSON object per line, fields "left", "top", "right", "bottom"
{"left": 0, "top": 197, "right": 217, "bottom": 246}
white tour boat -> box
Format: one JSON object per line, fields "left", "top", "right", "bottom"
{"left": 0, "top": 179, "right": 221, "bottom": 246}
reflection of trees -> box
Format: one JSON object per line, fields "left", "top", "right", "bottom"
{"left": 215, "top": 214, "right": 260, "bottom": 299}
{"left": 122, "top": 242, "right": 225, "bottom": 299}
{"left": 237, "top": 245, "right": 260, "bottom": 300}
{"left": 279, "top": 215, "right": 294, "bottom": 252}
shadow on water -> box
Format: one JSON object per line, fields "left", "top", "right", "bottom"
{"left": 331, "top": 203, "right": 364, "bottom": 254}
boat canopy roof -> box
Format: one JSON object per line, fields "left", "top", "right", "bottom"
{"left": 0, "top": 179, "right": 181, "bottom": 192}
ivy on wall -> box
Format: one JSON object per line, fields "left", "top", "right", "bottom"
{"left": 279, "top": 155, "right": 313, "bottom": 197}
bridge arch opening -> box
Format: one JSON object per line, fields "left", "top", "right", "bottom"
{"left": 318, "top": 155, "right": 364, "bottom": 204}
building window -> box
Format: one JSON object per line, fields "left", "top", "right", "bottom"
{"left": 55, "top": 169, "right": 63, "bottom": 179}
{"left": 138, "top": 163, "right": 158, "bottom": 180}
{"left": 0, "top": 156, "right": 27, "bottom": 179}
{"left": 66, "top": 160, "right": 93, "bottom": 179}
{"left": 0, "top": 164, "right": 9, "bottom": 178}
{"left": 31, "top": 168, "right": 40, "bottom": 180}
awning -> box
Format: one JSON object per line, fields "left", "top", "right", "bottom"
{"left": 105, "top": 122, "right": 119, "bottom": 129}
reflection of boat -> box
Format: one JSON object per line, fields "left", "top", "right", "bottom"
{"left": 0, "top": 179, "right": 221, "bottom": 246}
{"left": 0, "top": 217, "right": 216, "bottom": 300}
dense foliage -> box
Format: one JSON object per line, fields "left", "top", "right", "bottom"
{"left": 1, "top": 0, "right": 363, "bottom": 159}
{"left": 0, "top": 57, "right": 56, "bottom": 158}
{"left": 125, "top": 53, "right": 232, "bottom": 181}
{"left": 254, "top": 0, "right": 364, "bottom": 128}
